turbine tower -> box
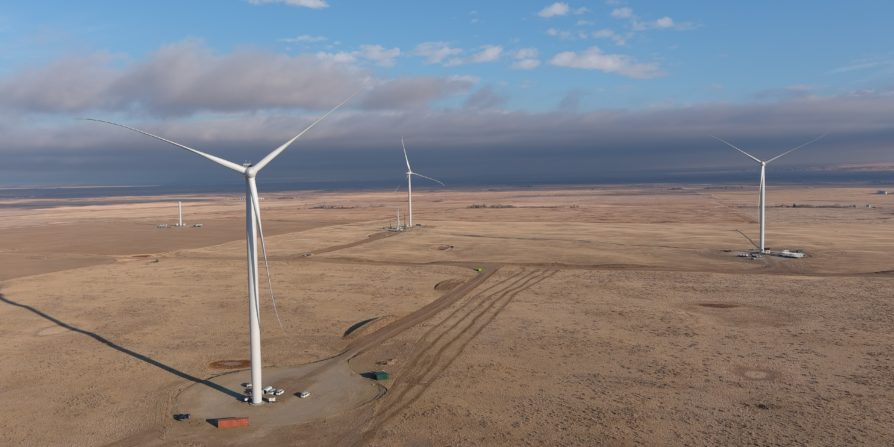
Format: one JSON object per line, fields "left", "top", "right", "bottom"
{"left": 401, "top": 137, "right": 444, "bottom": 228}
{"left": 178, "top": 200, "right": 183, "bottom": 227}
{"left": 86, "top": 96, "right": 352, "bottom": 405}
{"left": 713, "top": 134, "right": 825, "bottom": 253}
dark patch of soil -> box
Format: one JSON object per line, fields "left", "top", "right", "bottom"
{"left": 698, "top": 302, "right": 740, "bottom": 309}
{"left": 208, "top": 360, "right": 251, "bottom": 369}
{"left": 343, "top": 315, "right": 396, "bottom": 340}
{"left": 434, "top": 278, "right": 464, "bottom": 291}
{"left": 344, "top": 317, "right": 381, "bottom": 338}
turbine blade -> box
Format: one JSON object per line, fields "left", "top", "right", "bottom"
{"left": 766, "top": 133, "right": 827, "bottom": 164}
{"left": 248, "top": 181, "right": 285, "bottom": 331}
{"left": 394, "top": 183, "right": 402, "bottom": 193}
{"left": 401, "top": 137, "right": 412, "bottom": 172}
{"left": 252, "top": 93, "right": 356, "bottom": 173}
{"left": 83, "top": 119, "right": 247, "bottom": 174}
{"left": 711, "top": 135, "right": 763, "bottom": 164}
{"left": 411, "top": 172, "right": 445, "bottom": 186}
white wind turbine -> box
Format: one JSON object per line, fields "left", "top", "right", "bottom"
{"left": 401, "top": 137, "right": 444, "bottom": 228}
{"left": 713, "top": 134, "right": 826, "bottom": 253}
{"left": 86, "top": 97, "right": 352, "bottom": 405}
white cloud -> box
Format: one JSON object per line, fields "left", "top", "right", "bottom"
{"left": 610, "top": 7, "right": 696, "bottom": 32}
{"left": 0, "top": 40, "right": 483, "bottom": 117}
{"left": 515, "top": 48, "right": 539, "bottom": 59}
{"left": 512, "top": 59, "right": 541, "bottom": 70}
{"left": 0, "top": 40, "right": 369, "bottom": 114}
{"left": 280, "top": 34, "right": 327, "bottom": 44}
{"left": 424, "top": 44, "right": 503, "bottom": 66}
{"left": 610, "top": 7, "right": 633, "bottom": 18}
{"left": 512, "top": 48, "right": 541, "bottom": 70}
{"left": 546, "top": 27, "right": 573, "bottom": 40}
{"left": 655, "top": 17, "right": 674, "bottom": 28}
{"left": 317, "top": 44, "right": 400, "bottom": 67}
{"left": 358, "top": 44, "right": 400, "bottom": 67}
{"left": 592, "top": 29, "right": 627, "bottom": 45}
{"left": 413, "top": 41, "right": 463, "bottom": 65}
{"left": 248, "top": 0, "right": 329, "bottom": 9}
{"left": 471, "top": 45, "right": 503, "bottom": 63}
{"left": 315, "top": 51, "right": 356, "bottom": 64}
{"left": 632, "top": 16, "right": 695, "bottom": 31}
{"left": 538, "top": 2, "right": 570, "bottom": 18}
{"left": 550, "top": 46, "right": 662, "bottom": 79}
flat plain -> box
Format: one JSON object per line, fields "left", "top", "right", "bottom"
{"left": 0, "top": 185, "right": 892, "bottom": 446}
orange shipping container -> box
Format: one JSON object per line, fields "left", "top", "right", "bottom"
{"left": 215, "top": 417, "right": 249, "bottom": 429}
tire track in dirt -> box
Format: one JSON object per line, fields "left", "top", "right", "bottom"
{"left": 386, "top": 270, "right": 547, "bottom": 396}
{"left": 367, "top": 270, "right": 531, "bottom": 398}
{"left": 382, "top": 270, "right": 557, "bottom": 419}
{"left": 340, "top": 263, "right": 500, "bottom": 359}
{"left": 355, "top": 269, "right": 557, "bottom": 445}
{"left": 306, "top": 231, "right": 397, "bottom": 256}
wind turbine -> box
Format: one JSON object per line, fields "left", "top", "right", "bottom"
{"left": 86, "top": 96, "right": 352, "bottom": 405}
{"left": 401, "top": 137, "right": 444, "bottom": 228}
{"left": 712, "top": 134, "right": 826, "bottom": 253}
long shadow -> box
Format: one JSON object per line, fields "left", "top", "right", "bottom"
{"left": 343, "top": 317, "right": 380, "bottom": 338}
{"left": 734, "top": 229, "right": 760, "bottom": 250}
{"left": 0, "top": 293, "right": 242, "bottom": 401}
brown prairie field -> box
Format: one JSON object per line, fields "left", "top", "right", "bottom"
{"left": 0, "top": 185, "right": 892, "bottom": 446}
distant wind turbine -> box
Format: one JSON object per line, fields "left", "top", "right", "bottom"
{"left": 85, "top": 95, "right": 353, "bottom": 405}
{"left": 713, "top": 134, "right": 826, "bottom": 252}
{"left": 402, "top": 137, "right": 444, "bottom": 228}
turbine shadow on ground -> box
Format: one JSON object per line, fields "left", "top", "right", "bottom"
{"left": 0, "top": 293, "right": 242, "bottom": 400}
{"left": 735, "top": 229, "right": 760, "bottom": 250}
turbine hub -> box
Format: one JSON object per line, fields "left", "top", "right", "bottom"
{"left": 243, "top": 163, "right": 257, "bottom": 178}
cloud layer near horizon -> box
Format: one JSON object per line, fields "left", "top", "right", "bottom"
{"left": 1, "top": 41, "right": 892, "bottom": 186}
{"left": 0, "top": 40, "right": 483, "bottom": 116}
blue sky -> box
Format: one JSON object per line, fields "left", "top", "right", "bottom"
{"left": 1, "top": 1, "right": 893, "bottom": 187}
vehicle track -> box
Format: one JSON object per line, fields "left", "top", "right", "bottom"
{"left": 353, "top": 268, "right": 557, "bottom": 445}
{"left": 310, "top": 254, "right": 893, "bottom": 279}
{"left": 340, "top": 263, "right": 500, "bottom": 358}
{"left": 302, "top": 230, "right": 397, "bottom": 256}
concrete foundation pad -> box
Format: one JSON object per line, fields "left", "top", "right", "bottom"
{"left": 171, "top": 357, "right": 384, "bottom": 433}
